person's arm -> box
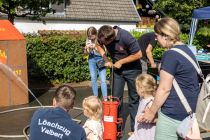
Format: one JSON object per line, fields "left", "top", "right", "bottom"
{"left": 114, "top": 30, "right": 142, "bottom": 69}
{"left": 146, "top": 44, "right": 156, "bottom": 68}
{"left": 96, "top": 45, "right": 113, "bottom": 67}
{"left": 114, "top": 51, "right": 142, "bottom": 69}
{"left": 138, "top": 69, "right": 173, "bottom": 123}
{"left": 96, "top": 44, "right": 105, "bottom": 57}
{"left": 146, "top": 101, "right": 158, "bottom": 123}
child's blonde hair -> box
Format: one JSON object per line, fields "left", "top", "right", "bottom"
{"left": 136, "top": 74, "right": 157, "bottom": 96}
{"left": 82, "top": 96, "right": 103, "bottom": 121}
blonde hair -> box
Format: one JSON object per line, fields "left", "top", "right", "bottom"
{"left": 136, "top": 74, "right": 157, "bottom": 96}
{"left": 154, "top": 18, "right": 180, "bottom": 43}
{"left": 82, "top": 96, "right": 103, "bottom": 121}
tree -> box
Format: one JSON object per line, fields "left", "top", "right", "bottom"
{"left": 153, "top": 0, "right": 210, "bottom": 32}
{"left": 0, "top": 0, "right": 64, "bottom": 24}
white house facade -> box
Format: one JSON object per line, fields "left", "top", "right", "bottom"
{"left": 14, "top": 19, "right": 138, "bottom": 33}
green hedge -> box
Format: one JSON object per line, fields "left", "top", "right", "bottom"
{"left": 26, "top": 35, "right": 89, "bottom": 83}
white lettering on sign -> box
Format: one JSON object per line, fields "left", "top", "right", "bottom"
{"left": 38, "top": 119, "right": 71, "bottom": 139}
{"left": 41, "top": 126, "right": 63, "bottom": 139}
{"left": 104, "top": 116, "right": 114, "bottom": 122}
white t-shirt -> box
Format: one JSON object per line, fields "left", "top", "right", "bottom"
{"left": 83, "top": 119, "right": 103, "bottom": 140}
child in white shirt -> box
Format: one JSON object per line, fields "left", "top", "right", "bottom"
{"left": 83, "top": 96, "right": 103, "bottom": 140}
{"left": 129, "top": 74, "right": 157, "bottom": 140}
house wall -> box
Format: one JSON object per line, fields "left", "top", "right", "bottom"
{"left": 14, "top": 19, "right": 138, "bottom": 33}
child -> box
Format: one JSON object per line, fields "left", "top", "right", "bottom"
{"left": 84, "top": 28, "right": 97, "bottom": 55}
{"left": 128, "top": 74, "right": 157, "bottom": 140}
{"left": 82, "top": 96, "right": 103, "bottom": 140}
{"left": 84, "top": 27, "right": 107, "bottom": 98}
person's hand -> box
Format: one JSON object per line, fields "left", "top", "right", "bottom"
{"left": 114, "top": 61, "right": 122, "bottom": 69}
{"left": 137, "top": 107, "right": 156, "bottom": 123}
{"left": 150, "top": 63, "right": 157, "bottom": 68}
{"left": 86, "top": 40, "right": 95, "bottom": 49}
{"left": 83, "top": 47, "right": 89, "bottom": 55}
{"left": 105, "top": 61, "right": 113, "bottom": 68}
{"left": 88, "top": 43, "right": 95, "bottom": 49}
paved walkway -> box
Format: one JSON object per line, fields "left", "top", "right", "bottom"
{"left": 0, "top": 81, "right": 210, "bottom": 140}
{"left": 0, "top": 81, "right": 131, "bottom": 140}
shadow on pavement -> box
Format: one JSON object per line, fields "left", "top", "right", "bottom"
{"left": 1, "top": 86, "right": 210, "bottom": 140}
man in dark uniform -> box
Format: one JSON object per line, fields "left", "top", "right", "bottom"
{"left": 29, "top": 85, "right": 86, "bottom": 140}
{"left": 97, "top": 25, "right": 142, "bottom": 133}
{"left": 138, "top": 32, "right": 157, "bottom": 73}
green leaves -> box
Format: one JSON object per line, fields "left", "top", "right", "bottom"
{"left": 0, "top": 0, "right": 3, "bottom": 7}
{"left": 0, "top": 0, "right": 64, "bottom": 23}
{"left": 130, "top": 30, "right": 147, "bottom": 39}
{"left": 26, "top": 35, "right": 90, "bottom": 83}
{"left": 153, "top": 0, "right": 208, "bottom": 33}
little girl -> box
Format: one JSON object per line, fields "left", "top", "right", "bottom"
{"left": 129, "top": 73, "right": 157, "bottom": 140}
{"left": 84, "top": 27, "right": 107, "bottom": 98}
{"left": 82, "top": 96, "right": 103, "bottom": 140}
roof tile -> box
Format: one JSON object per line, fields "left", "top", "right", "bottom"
{"left": 64, "top": 0, "right": 140, "bottom": 22}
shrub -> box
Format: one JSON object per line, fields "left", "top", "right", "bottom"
{"left": 26, "top": 35, "right": 89, "bottom": 83}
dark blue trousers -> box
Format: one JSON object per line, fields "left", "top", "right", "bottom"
{"left": 112, "top": 69, "right": 141, "bottom": 132}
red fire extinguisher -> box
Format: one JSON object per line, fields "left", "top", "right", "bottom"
{"left": 103, "top": 96, "right": 122, "bottom": 140}
{"left": 103, "top": 67, "right": 123, "bottom": 140}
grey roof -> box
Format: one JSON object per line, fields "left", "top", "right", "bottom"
{"left": 62, "top": 0, "right": 140, "bottom": 22}
{"left": 0, "top": 0, "right": 140, "bottom": 22}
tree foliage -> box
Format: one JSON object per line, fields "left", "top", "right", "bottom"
{"left": 0, "top": 0, "right": 63, "bottom": 24}
{"left": 153, "top": 0, "right": 210, "bottom": 32}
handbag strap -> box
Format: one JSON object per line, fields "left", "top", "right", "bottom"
{"left": 170, "top": 48, "right": 204, "bottom": 80}
{"left": 173, "top": 79, "right": 192, "bottom": 114}
{"left": 169, "top": 48, "right": 200, "bottom": 114}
